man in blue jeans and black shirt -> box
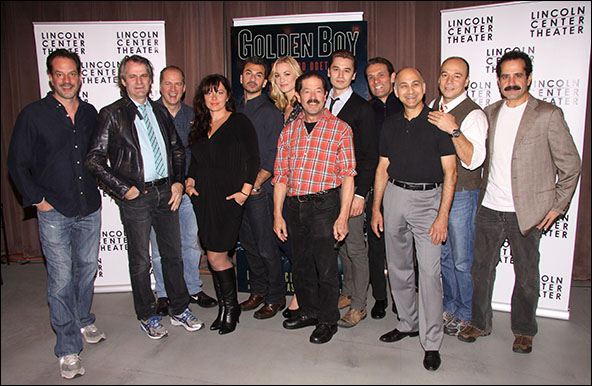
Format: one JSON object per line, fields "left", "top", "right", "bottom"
{"left": 237, "top": 56, "right": 286, "bottom": 319}
{"left": 150, "top": 65, "right": 217, "bottom": 316}
{"left": 8, "top": 49, "right": 105, "bottom": 379}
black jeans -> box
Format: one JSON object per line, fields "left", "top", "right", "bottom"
{"left": 239, "top": 191, "right": 285, "bottom": 304}
{"left": 471, "top": 206, "right": 542, "bottom": 336}
{"left": 285, "top": 190, "right": 341, "bottom": 325}
{"left": 119, "top": 182, "right": 190, "bottom": 320}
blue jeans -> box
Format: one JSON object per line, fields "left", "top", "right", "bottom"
{"left": 119, "top": 182, "right": 189, "bottom": 320}
{"left": 239, "top": 191, "right": 285, "bottom": 304}
{"left": 37, "top": 207, "right": 101, "bottom": 358}
{"left": 150, "top": 194, "right": 203, "bottom": 298}
{"left": 472, "top": 206, "right": 542, "bottom": 336}
{"left": 441, "top": 188, "right": 479, "bottom": 322}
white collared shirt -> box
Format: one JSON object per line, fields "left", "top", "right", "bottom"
{"left": 325, "top": 86, "right": 353, "bottom": 117}
{"left": 429, "top": 92, "right": 487, "bottom": 171}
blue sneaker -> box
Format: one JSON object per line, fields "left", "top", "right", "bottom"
{"left": 170, "top": 308, "right": 204, "bottom": 332}
{"left": 140, "top": 316, "right": 168, "bottom": 340}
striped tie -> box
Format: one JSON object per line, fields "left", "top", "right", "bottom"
{"left": 138, "top": 104, "right": 166, "bottom": 177}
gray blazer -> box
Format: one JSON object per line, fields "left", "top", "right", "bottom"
{"left": 479, "top": 94, "right": 581, "bottom": 235}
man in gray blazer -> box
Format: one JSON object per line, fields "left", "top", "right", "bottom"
{"left": 458, "top": 51, "right": 581, "bottom": 354}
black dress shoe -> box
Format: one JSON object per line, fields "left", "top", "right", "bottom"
{"left": 156, "top": 297, "right": 169, "bottom": 316}
{"left": 309, "top": 324, "right": 337, "bottom": 344}
{"left": 283, "top": 314, "right": 318, "bottom": 330}
{"left": 423, "top": 350, "right": 441, "bottom": 371}
{"left": 371, "top": 299, "right": 387, "bottom": 319}
{"left": 190, "top": 291, "right": 218, "bottom": 308}
{"left": 379, "top": 328, "right": 419, "bottom": 343}
{"left": 282, "top": 308, "right": 300, "bottom": 318}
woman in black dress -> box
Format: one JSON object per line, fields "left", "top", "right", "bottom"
{"left": 186, "top": 74, "right": 259, "bottom": 334}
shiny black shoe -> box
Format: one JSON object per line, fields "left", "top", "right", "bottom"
{"left": 309, "top": 324, "right": 337, "bottom": 344}
{"left": 283, "top": 314, "right": 318, "bottom": 330}
{"left": 282, "top": 308, "right": 300, "bottom": 319}
{"left": 190, "top": 291, "right": 218, "bottom": 308}
{"left": 371, "top": 299, "right": 387, "bottom": 319}
{"left": 379, "top": 328, "right": 419, "bottom": 343}
{"left": 423, "top": 350, "right": 441, "bottom": 371}
{"left": 156, "top": 297, "right": 169, "bottom": 316}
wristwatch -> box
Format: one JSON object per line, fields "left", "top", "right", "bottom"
{"left": 252, "top": 187, "right": 261, "bottom": 193}
{"left": 451, "top": 128, "right": 461, "bottom": 138}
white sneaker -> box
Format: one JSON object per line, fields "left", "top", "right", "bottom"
{"left": 170, "top": 308, "right": 204, "bottom": 332}
{"left": 80, "top": 324, "right": 106, "bottom": 344}
{"left": 59, "top": 354, "right": 85, "bottom": 379}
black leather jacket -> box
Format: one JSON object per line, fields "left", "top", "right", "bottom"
{"left": 85, "top": 95, "right": 185, "bottom": 200}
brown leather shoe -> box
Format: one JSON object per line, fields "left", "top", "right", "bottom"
{"left": 337, "top": 308, "right": 367, "bottom": 328}
{"left": 254, "top": 302, "right": 286, "bottom": 319}
{"left": 240, "top": 294, "right": 265, "bottom": 311}
{"left": 338, "top": 295, "right": 351, "bottom": 309}
{"left": 512, "top": 335, "right": 533, "bottom": 354}
{"left": 458, "top": 325, "right": 491, "bottom": 343}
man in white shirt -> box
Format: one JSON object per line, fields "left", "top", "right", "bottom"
{"left": 427, "top": 57, "right": 487, "bottom": 337}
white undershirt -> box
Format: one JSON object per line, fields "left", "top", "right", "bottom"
{"left": 482, "top": 101, "right": 528, "bottom": 212}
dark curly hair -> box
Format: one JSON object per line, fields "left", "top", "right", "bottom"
{"left": 189, "top": 74, "right": 236, "bottom": 143}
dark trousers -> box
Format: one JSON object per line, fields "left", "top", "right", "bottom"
{"left": 119, "top": 182, "right": 190, "bottom": 320}
{"left": 239, "top": 191, "right": 285, "bottom": 304}
{"left": 471, "top": 206, "right": 542, "bottom": 337}
{"left": 285, "top": 190, "right": 341, "bottom": 325}
{"left": 365, "top": 189, "right": 388, "bottom": 302}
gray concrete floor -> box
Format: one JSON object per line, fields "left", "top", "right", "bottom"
{"left": 1, "top": 261, "right": 590, "bottom": 385}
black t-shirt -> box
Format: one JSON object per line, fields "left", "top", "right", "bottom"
{"left": 379, "top": 105, "right": 455, "bottom": 183}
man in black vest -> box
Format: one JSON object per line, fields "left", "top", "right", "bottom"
{"left": 427, "top": 57, "right": 488, "bottom": 337}
{"left": 325, "top": 49, "right": 378, "bottom": 328}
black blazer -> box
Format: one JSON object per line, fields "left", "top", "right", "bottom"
{"left": 336, "top": 92, "right": 378, "bottom": 197}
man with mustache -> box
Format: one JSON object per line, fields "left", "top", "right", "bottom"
{"left": 458, "top": 50, "right": 581, "bottom": 354}
{"left": 236, "top": 56, "right": 286, "bottom": 319}
{"left": 371, "top": 67, "right": 457, "bottom": 371}
{"left": 8, "top": 48, "right": 105, "bottom": 379}
{"left": 86, "top": 55, "right": 203, "bottom": 340}
{"left": 273, "top": 72, "right": 356, "bottom": 344}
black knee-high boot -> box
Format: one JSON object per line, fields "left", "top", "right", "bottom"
{"left": 209, "top": 264, "right": 224, "bottom": 331}
{"left": 216, "top": 266, "right": 241, "bottom": 335}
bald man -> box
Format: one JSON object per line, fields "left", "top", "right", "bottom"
{"left": 371, "top": 67, "right": 457, "bottom": 371}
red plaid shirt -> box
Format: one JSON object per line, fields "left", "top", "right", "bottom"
{"left": 273, "top": 108, "right": 357, "bottom": 196}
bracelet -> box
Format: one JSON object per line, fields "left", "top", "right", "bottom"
{"left": 240, "top": 191, "right": 249, "bottom": 196}
{"left": 252, "top": 187, "right": 261, "bottom": 193}
{"left": 186, "top": 185, "right": 194, "bottom": 189}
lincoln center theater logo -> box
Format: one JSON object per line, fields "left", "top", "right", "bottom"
{"left": 116, "top": 30, "right": 160, "bottom": 54}
{"left": 484, "top": 46, "right": 535, "bottom": 74}
{"left": 40, "top": 31, "right": 86, "bottom": 55}
{"left": 530, "top": 5, "right": 586, "bottom": 38}
{"left": 446, "top": 15, "right": 494, "bottom": 44}
{"left": 532, "top": 78, "right": 581, "bottom": 107}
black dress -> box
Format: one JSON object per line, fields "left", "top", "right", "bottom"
{"left": 188, "top": 112, "right": 260, "bottom": 252}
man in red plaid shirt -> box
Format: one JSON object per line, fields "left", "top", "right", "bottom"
{"left": 272, "top": 71, "right": 357, "bottom": 344}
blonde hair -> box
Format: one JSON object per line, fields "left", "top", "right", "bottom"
{"left": 269, "top": 56, "right": 303, "bottom": 112}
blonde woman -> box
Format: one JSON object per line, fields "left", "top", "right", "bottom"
{"left": 269, "top": 56, "right": 303, "bottom": 318}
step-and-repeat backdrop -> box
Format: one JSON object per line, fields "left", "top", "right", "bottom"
{"left": 34, "top": 21, "right": 167, "bottom": 292}
{"left": 441, "top": 1, "right": 590, "bottom": 319}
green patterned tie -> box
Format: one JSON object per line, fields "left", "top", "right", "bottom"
{"left": 138, "top": 104, "right": 166, "bottom": 177}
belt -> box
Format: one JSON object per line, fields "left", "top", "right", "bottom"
{"left": 145, "top": 178, "right": 168, "bottom": 187}
{"left": 388, "top": 177, "right": 441, "bottom": 191}
{"left": 289, "top": 187, "right": 339, "bottom": 203}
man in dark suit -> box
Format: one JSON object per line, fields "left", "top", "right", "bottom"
{"left": 325, "top": 50, "right": 378, "bottom": 328}
{"left": 458, "top": 50, "right": 581, "bottom": 354}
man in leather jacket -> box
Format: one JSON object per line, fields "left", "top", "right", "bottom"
{"left": 86, "top": 54, "right": 203, "bottom": 339}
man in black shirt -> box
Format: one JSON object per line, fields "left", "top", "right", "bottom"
{"left": 8, "top": 49, "right": 104, "bottom": 379}
{"left": 237, "top": 56, "right": 286, "bottom": 319}
{"left": 371, "top": 67, "right": 457, "bottom": 371}
{"left": 364, "top": 57, "right": 403, "bottom": 319}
